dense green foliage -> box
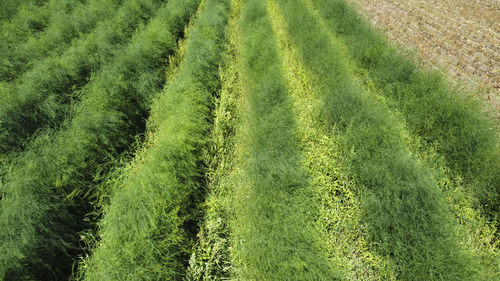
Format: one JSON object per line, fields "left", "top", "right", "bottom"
{"left": 0, "top": 0, "right": 161, "bottom": 158}
{"left": 273, "top": 0, "right": 478, "bottom": 279}
{"left": 0, "top": 0, "right": 49, "bottom": 23}
{"left": 185, "top": 2, "right": 240, "bottom": 279}
{"left": 0, "top": 0, "right": 124, "bottom": 81}
{"left": 228, "top": 0, "right": 338, "bottom": 279}
{"left": 0, "top": 0, "right": 497, "bottom": 280}
{"left": 0, "top": 0, "right": 51, "bottom": 61}
{"left": 269, "top": 3, "right": 398, "bottom": 279}
{"left": 309, "top": 0, "right": 499, "bottom": 223}
{"left": 76, "top": 0, "right": 228, "bottom": 279}
{"left": 0, "top": 0, "right": 34, "bottom": 21}
{"left": 0, "top": 0, "right": 48, "bottom": 27}
{"left": 0, "top": 1, "right": 197, "bottom": 279}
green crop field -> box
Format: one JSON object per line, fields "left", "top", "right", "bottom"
{"left": 0, "top": 0, "right": 498, "bottom": 280}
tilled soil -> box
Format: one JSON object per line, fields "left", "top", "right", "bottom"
{"left": 348, "top": 0, "right": 499, "bottom": 113}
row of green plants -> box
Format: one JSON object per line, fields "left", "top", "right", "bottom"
{"left": 0, "top": 0, "right": 64, "bottom": 77}
{"left": 0, "top": 0, "right": 61, "bottom": 187}
{"left": 0, "top": 0, "right": 49, "bottom": 33}
{"left": 0, "top": 0, "right": 44, "bottom": 22}
{"left": 272, "top": 0, "right": 479, "bottom": 279}
{"left": 75, "top": 0, "right": 229, "bottom": 279}
{"left": 0, "top": 0, "right": 124, "bottom": 82}
{"left": 0, "top": 0, "right": 162, "bottom": 158}
{"left": 228, "top": 0, "right": 338, "bottom": 279}
{"left": 309, "top": 0, "right": 499, "bottom": 225}
{"left": 0, "top": 0, "right": 496, "bottom": 279}
{"left": 1, "top": 0, "right": 50, "bottom": 88}
{"left": 268, "top": 1, "right": 397, "bottom": 279}
{"left": 0, "top": 0, "right": 198, "bottom": 279}
{"left": 185, "top": 1, "right": 240, "bottom": 278}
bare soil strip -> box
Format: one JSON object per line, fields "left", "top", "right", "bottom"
{"left": 348, "top": 0, "right": 499, "bottom": 112}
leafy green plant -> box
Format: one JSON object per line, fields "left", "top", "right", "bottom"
{"left": 0, "top": 0, "right": 48, "bottom": 28}
{"left": 0, "top": 0, "right": 162, "bottom": 158}
{"left": 76, "top": 1, "right": 229, "bottom": 279}
{"left": 269, "top": 3, "right": 398, "bottom": 278}
{"left": 309, "top": 0, "right": 500, "bottom": 224}
{"left": 0, "top": 0, "right": 51, "bottom": 58}
{"left": 228, "top": 0, "right": 339, "bottom": 279}
{"left": 186, "top": 2, "right": 240, "bottom": 279}
{"left": 0, "top": 0, "right": 496, "bottom": 280}
{"left": 0, "top": 1, "right": 197, "bottom": 279}
{"left": 273, "top": 0, "right": 476, "bottom": 279}
{"left": 0, "top": 0, "right": 125, "bottom": 82}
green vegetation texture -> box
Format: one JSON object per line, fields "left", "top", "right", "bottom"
{"left": 0, "top": 0, "right": 497, "bottom": 280}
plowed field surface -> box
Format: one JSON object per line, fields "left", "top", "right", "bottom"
{"left": 349, "top": 0, "right": 500, "bottom": 111}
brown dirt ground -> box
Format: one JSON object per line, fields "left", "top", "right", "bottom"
{"left": 347, "top": 0, "right": 500, "bottom": 115}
